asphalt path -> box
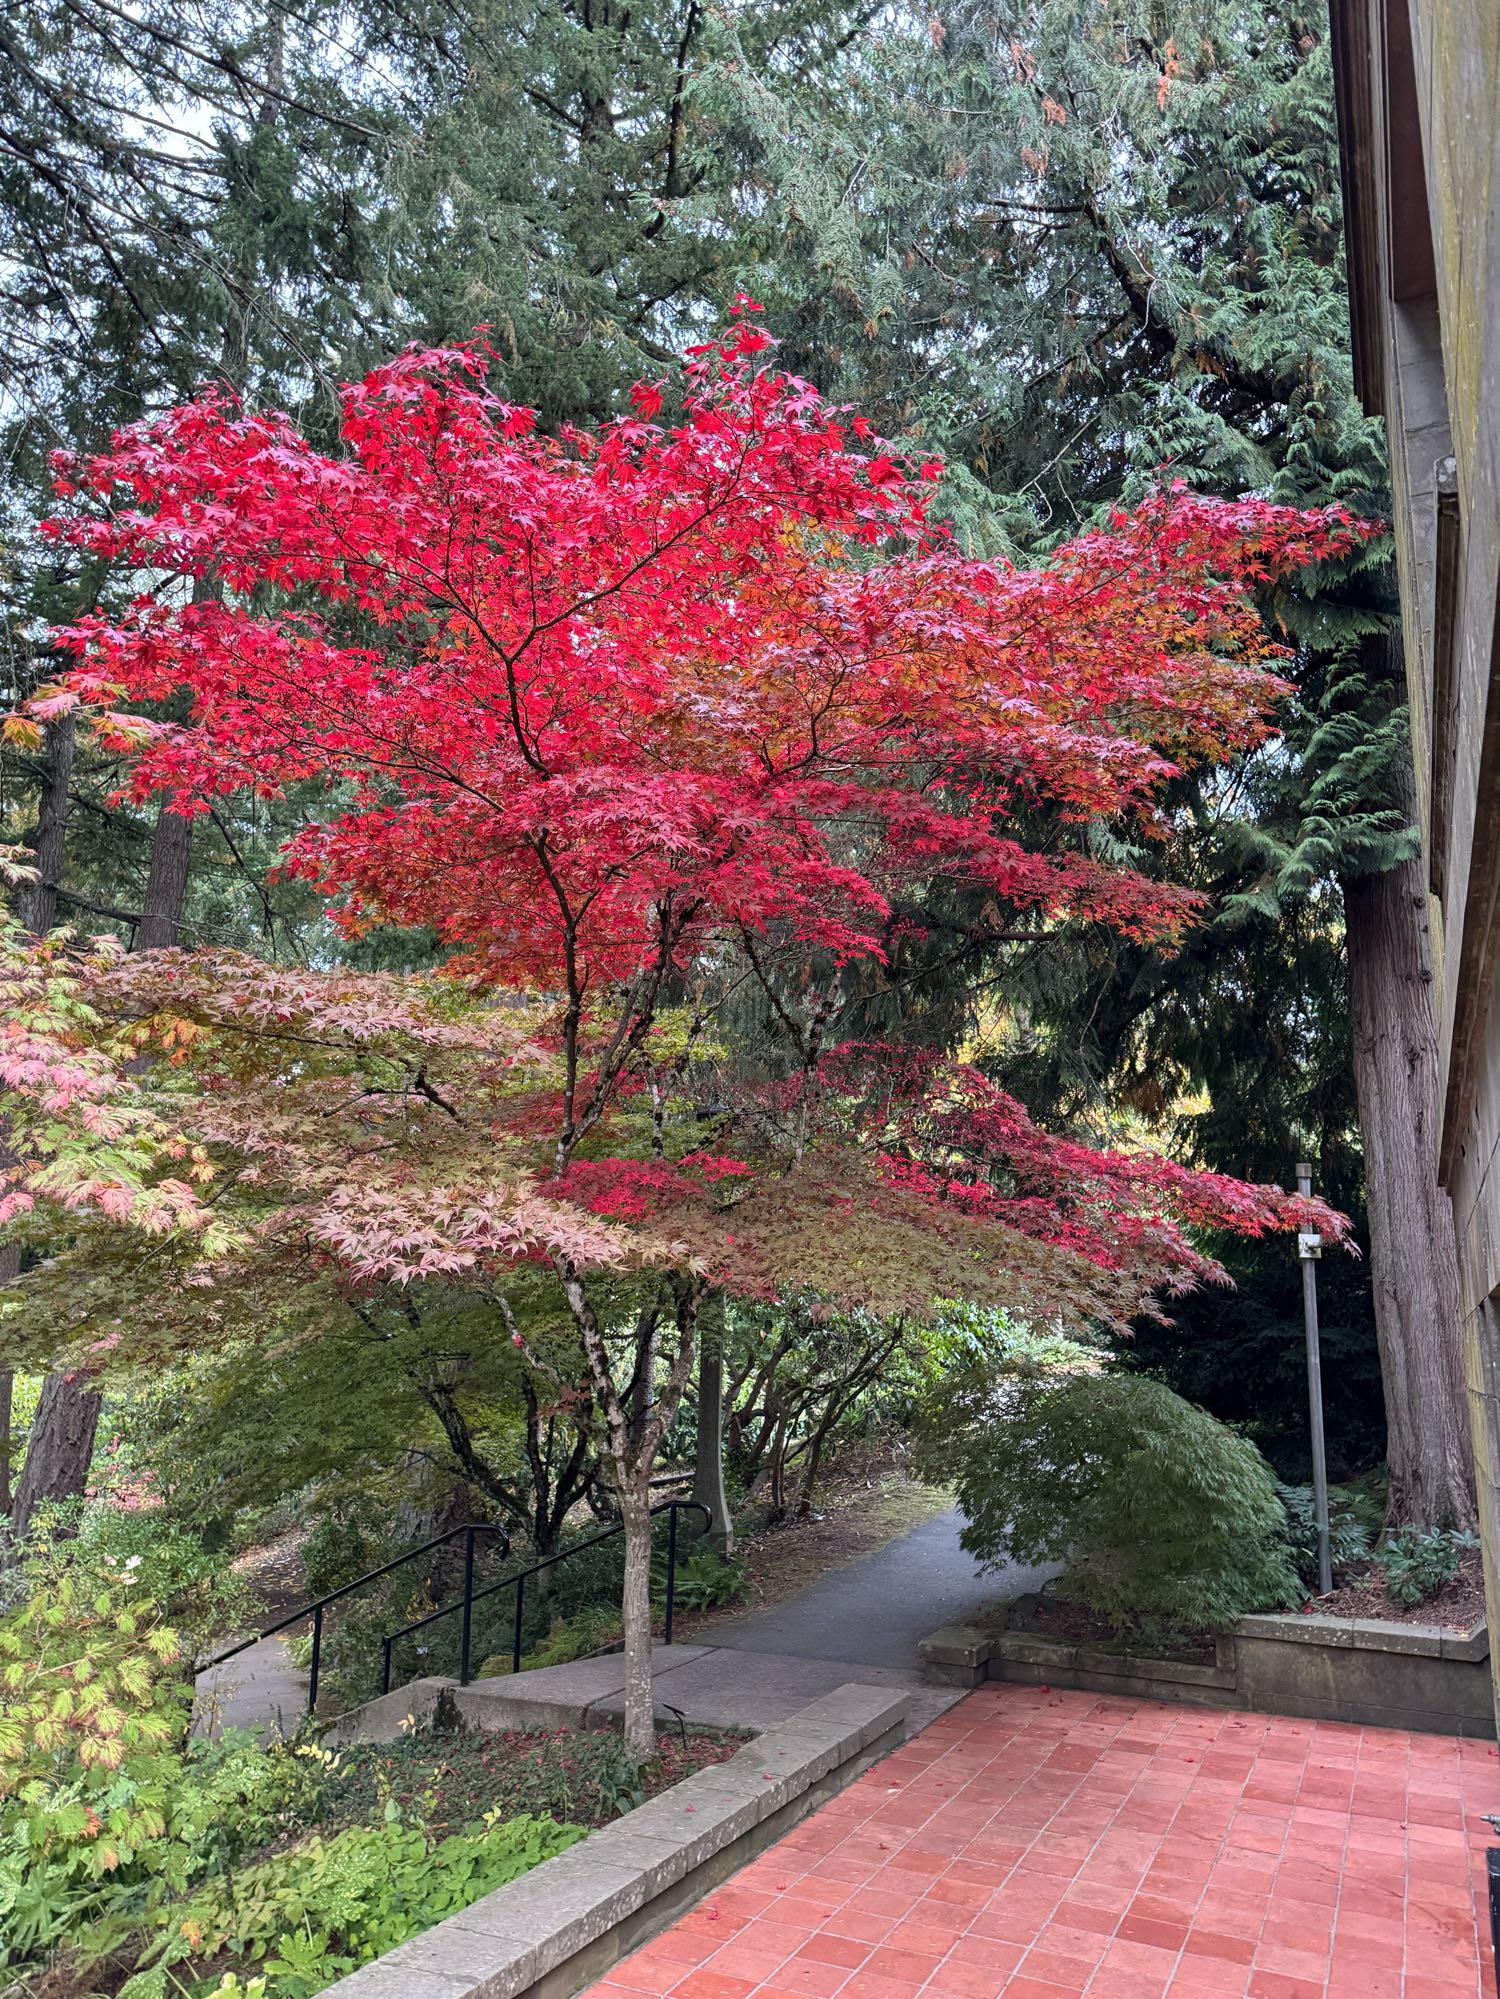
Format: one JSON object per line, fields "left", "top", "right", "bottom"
{"left": 706, "top": 1506, "right": 1052, "bottom": 1668}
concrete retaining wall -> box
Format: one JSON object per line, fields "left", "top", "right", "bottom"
{"left": 1234, "top": 1612, "right": 1493, "bottom": 1735}
{"left": 319, "top": 1682, "right": 909, "bottom": 1999}
{"left": 922, "top": 1601, "right": 1495, "bottom": 1738}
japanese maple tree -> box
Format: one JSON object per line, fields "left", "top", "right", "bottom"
{"left": 6, "top": 306, "right": 1368, "bottom": 1750}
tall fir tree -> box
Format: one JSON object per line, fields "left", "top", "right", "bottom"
{"left": 700, "top": 0, "right": 1466, "bottom": 1520}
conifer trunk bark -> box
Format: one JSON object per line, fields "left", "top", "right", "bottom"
{"left": 10, "top": 772, "right": 195, "bottom": 1540}
{"left": 9, "top": 1371, "right": 103, "bottom": 1540}
{"left": 1342, "top": 825, "right": 1475, "bottom": 1529}
{"left": 3, "top": 712, "right": 77, "bottom": 1517}
{"left": 135, "top": 806, "right": 194, "bottom": 951}
{"left": 0, "top": 1363, "right": 11, "bottom": 1516}
{"left": 16, "top": 710, "right": 75, "bottom": 937}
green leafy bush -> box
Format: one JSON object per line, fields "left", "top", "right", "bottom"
{"left": 78, "top": 1507, "right": 259, "bottom": 1656}
{"left": 922, "top": 1299, "right": 1101, "bottom": 1379}
{"left": 920, "top": 1368, "right": 1299, "bottom": 1635}
{"left": 121, "top": 1811, "right": 585, "bottom": 1998}
{"left": 480, "top": 1602, "right": 624, "bottom": 1676}
{"left": 652, "top": 1546, "right": 745, "bottom": 1610}
{"left": 1, "top": 1553, "right": 625, "bottom": 1999}
{"left": 0, "top": 1566, "right": 189, "bottom": 1964}
{"left": 1277, "top": 1480, "right": 1378, "bottom": 1587}
{"left": 1373, "top": 1526, "right": 1479, "bottom": 1607}
{"left": 0, "top": 1558, "right": 339, "bottom": 1975}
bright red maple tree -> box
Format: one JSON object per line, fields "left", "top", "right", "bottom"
{"left": 8, "top": 305, "right": 1369, "bottom": 1749}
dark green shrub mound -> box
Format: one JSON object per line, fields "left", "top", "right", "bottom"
{"left": 1374, "top": 1525, "right": 1479, "bottom": 1606}
{"left": 922, "top": 1369, "right": 1299, "bottom": 1635}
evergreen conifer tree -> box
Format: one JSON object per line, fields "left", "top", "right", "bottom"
{"left": 704, "top": 0, "right": 1466, "bottom": 1522}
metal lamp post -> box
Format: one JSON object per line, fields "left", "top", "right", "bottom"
{"left": 1296, "top": 1160, "right": 1333, "bottom": 1595}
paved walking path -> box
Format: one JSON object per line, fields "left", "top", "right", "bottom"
{"left": 709, "top": 1508, "right": 1048, "bottom": 1669}
{"left": 196, "top": 1506, "right": 1040, "bottom": 1741}
{"left": 579, "top": 1683, "right": 1499, "bottom": 1999}
{"left": 446, "top": 1507, "right": 1047, "bottom": 1739}
{"left": 193, "top": 1634, "right": 307, "bottom": 1740}
{"left": 448, "top": 1639, "right": 962, "bottom": 1737}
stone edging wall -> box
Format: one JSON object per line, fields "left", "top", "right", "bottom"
{"left": 319, "top": 1682, "right": 910, "bottom": 1999}
{"left": 920, "top": 1602, "right": 1495, "bottom": 1739}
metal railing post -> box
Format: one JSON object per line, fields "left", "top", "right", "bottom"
{"left": 381, "top": 1635, "right": 393, "bottom": 1697}
{"left": 664, "top": 1503, "right": 681, "bottom": 1647}
{"left": 511, "top": 1572, "right": 526, "bottom": 1675}
{"left": 460, "top": 1526, "right": 476, "bottom": 1686}
{"left": 308, "top": 1603, "right": 323, "bottom": 1717}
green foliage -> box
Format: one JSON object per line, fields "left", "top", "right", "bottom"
{"left": 652, "top": 1546, "right": 746, "bottom": 1611}
{"left": 0, "top": 1556, "right": 584, "bottom": 1994}
{"left": 1277, "top": 1480, "right": 1380, "bottom": 1587}
{"left": 120, "top": 1812, "right": 585, "bottom": 1999}
{"left": 0, "top": 1561, "right": 335, "bottom": 1971}
{"left": 1116, "top": 1234, "right": 1385, "bottom": 1482}
{"left": 0, "top": 1570, "right": 187, "bottom": 1963}
{"left": 327, "top": 1723, "right": 741, "bottom": 1838}
{"left": 474, "top": 1540, "right": 743, "bottom": 1682}
{"left": 1373, "top": 1528, "right": 1479, "bottom": 1608}
{"left": 922, "top": 1301, "right": 1101, "bottom": 1381}
{"left": 482, "top": 1603, "right": 625, "bottom": 1676}
{"left": 69, "top": 1503, "right": 258, "bottom": 1658}
{"left": 921, "top": 1369, "right": 1300, "bottom": 1634}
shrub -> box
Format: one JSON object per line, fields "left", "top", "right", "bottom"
{"left": 120, "top": 1811, "right": 585, "bottom": 1998}
{"left": 480, "top": 1603, "right": 625, "bottom": 1676}
{"left": 923, "top": 1299, "right": 1102, "bottom": 1379}
{"left": 326, "top": 1721, "right": 740, "bottom": 1836}
{"left": 0, "top": 1566, "right": 190, "bottom": 1965}
{"left": 1277, "top": 1480, "right": 1378, "bottom": 1587}
{"left": 1, "top": 1549, "right": 588, "bottom": 1999}
{"left": 1374, "top": 1526, "right": 1479, "bottom": 1607}
{"left": 651, "top": 1546, "right": 745, "bottom": 1610}
{"left": 920, "top": 1368, "right": 1299, "bottom": 1635}
{"left": 0, "top": 1558, "right": 337, "bottom": 1976}
{"left": 73, "top": 1505, "right": 259, "bottom": 1656}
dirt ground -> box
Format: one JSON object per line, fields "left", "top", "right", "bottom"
{"left": 1307, "top": 1544, "right": 1486, "bottom": 1627}
{"left": 231, "top": 1523, "right": 312, "bottom": 1619}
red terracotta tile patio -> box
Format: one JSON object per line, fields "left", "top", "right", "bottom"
{"left": 577, "top": 1685, "right": 1499, "bottom": 1998}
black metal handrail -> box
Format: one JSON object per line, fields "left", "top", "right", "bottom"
{"left": 379, "top": 1499, "right": 711, "bottom": 1697}
{"left": 201, "top": 1521, "right": 510, "bottom": 1715}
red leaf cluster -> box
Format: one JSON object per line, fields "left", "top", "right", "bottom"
{"left": 11, "top": 319, "right": 1375, "bottom": 1326}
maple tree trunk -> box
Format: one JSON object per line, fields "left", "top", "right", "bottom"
{"left": 618, "top": 1487, "right": 656, "bottom": 1760}
{"left": 9, "top": 1371, "right": 103, "bottom": 1540}
{"left": 1343, "top": 838, "right": 1475, "bottom": 1530}
{"left": 690, "top": 1292, "right": 733, "bottom": 1552}
{"left": 553, "top": 1258, "right": 704, "bottom": 1761}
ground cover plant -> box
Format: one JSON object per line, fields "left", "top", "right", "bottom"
{"left": 0, "top": 1531, "right": 732, "bottom": 1999}
{"left": 121, "top": 1811, "right": 584, "bottom": 1999}
{"left": 326, "top": 1723, "right": 743, "bottom": 1836}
